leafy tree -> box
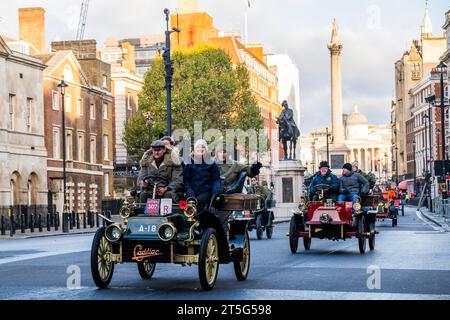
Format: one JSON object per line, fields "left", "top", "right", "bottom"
{"left": 124, "top": 45, "right": 264, "bottom": 162}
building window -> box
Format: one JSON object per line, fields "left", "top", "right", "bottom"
{"left": 104, "top": 173, "right": 110, "bottom": 197}
{"left": 26, "top": 98, "right": 33, "bottom": 132}
{"left": 66, "top": 130, "right": 73, "bottom": 161}
{"left": 78, "top": 133, "right": 85, "bottom": 162}
{"left": 76, "top": 97, "right": 83, "bottom": 115}
{"left": 102, "top": 75, "right": 108, "bottom": 88}
{"left": 127, "top": 93, "right": 132, "bottom": 110}
{"left": 65, "top": 94, "right": 72, "bottom": 113}
{"left": 103, "top": 135, "right": 109, "bottom": 161}
{"left": 52, "top": 91, "right": 59, "bottom": 110}
{"left": 90, "top": 136, "right": 96, "bottom": 163}
{"left": 90, "top": 103, "right": 96, "bottom": 120}
{"left": 53, "top": 127, "right": 60, "bottom": 159}
{"left": 103, "top": 102, "right": 108, "bottom": 120}
{"left": 9, "top": 94, "right": 15, "bottom": 131}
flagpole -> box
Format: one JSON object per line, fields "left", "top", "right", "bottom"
{"left": 245, "top": 2, "right": 248, "bottom": 46}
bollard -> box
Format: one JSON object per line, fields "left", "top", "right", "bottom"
{"left": 96, "top": 212, "right": 100, "bottom": 228}
{"left": 76, "top": 212, "right": 80, "bottom": 229}
{"left": 1, "top": 216, "right": 5, "bottom": 236}
{"left": 30, "top": 214, "right": 35, "bottom": 233}
{"left": 21, "top": 213, "right": 25, "bottom": 233}
{"left": 38, "top": 214, "right": 43, "bottom": 232}
{"left": 55, "top": 212, "right": 59, "bottom": 231}
{"left": 47, "top": 213, "right": 51, "bottom": 231}
{"left": 62, "top": 212, "right": 69, "bottom": 233}
{"left": 10, "top": 214, "right": 15, "bottom": 237}
{"left": 87, "top": 211, "right": 92, "bottom": 228}
{"left": 71, "top": 211, "right": 75, "bottom": 228}
{"left": 83, "top": 212, "right": 87, "bottom": 229}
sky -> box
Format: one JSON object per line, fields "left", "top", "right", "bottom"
{"left": 0, "top": 0, "right": 449, "bottom": 134}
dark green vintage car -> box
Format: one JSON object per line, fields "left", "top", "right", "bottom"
{"left": 90, "top": 193, "right": 255, "bottom": 291}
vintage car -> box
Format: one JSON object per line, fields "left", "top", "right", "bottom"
{"left": 246, "top": 192, "right": 275, "bottom": 240}
{"left": 370, "top": 194, "right": 399, "bottom": 227}
{"left": 90, "top": 175, "right": 257, "bottom": 291}
{"left": 289, "top": 184, "right": 375, "bottom": 254}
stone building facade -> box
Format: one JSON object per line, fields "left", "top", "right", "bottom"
{"left": 0, "top": 36, "right": 48, "bottom": 208}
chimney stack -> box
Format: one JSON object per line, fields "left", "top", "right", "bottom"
{"left": 18, "top": 7, "right": 46, "bottom": 53}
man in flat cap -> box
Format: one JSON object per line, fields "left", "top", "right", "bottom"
{"left": 137, "top": 140, "right": 184, "bottom": 203}
{"left": 308, "top": 161, "right": 340, "bottom": 201}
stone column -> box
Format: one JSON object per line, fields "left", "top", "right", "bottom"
{"left": 328, "top": 19, "right": 345, "bottom": 144}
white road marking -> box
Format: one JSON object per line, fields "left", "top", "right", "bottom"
{"left": 415, "top": 210, "right": 446, "bottom": 232}
{"left": 0, "top": 249, "right": 90, "bottom": 266}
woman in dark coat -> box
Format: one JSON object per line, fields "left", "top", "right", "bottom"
{"left": 183, "top": 139, "right": 222, "bottom": 212}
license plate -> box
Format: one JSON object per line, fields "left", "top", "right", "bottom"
{"left": 127, "top": 218, "right": 162, "bottom": 235}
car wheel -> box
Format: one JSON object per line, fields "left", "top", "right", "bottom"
{"left": 357, "top": 217, "right": 366, "bottom": 254}
{"left": 198, "top": 228, "right": 219, "bottom": 291}
{"left": 266, "top": 226, "right": 273, "bottom": 239}
{"left": 234, "top": 231, "right": 250, "bottom": 281}
{"left": 137, "top": 261, "right": 156, "bottom": 280}
{"left": 303, "top": 236, "right": 311, "bottom": 250}
{"left": 369, "top": 233, "right": 375, "bottom": 251}
{"left": 256, "top": 214, "right": 263, "bottom": 240}
{"left": 91, "top": 227, "right": 114, "bottom": 288}
{"left": 289, "top": 216, "right": 299, "bottom": 253}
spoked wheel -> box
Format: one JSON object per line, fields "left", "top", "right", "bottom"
{"left": 199, "top": 228, "right": 219, "bottom": 291}
{"left": 256, "top": 214, "right": 263, "bottom": 240}
{"left": 369, "top": 233, "right": 375, "bottom": 251}
{"left": 137, "top": 261, "right": 156, "bottom": 279}
{"left": 234, "top": 231, "right": 250, "bottom": 281}
{"left": 266, "top": 226, "right": 273, "bottom": 239}
{"left": 91, "top": 227, "right": 115, "bottom": 288}
{"left": 357, "top": 216, "right": 367, "bottom": 254}
{"left": 303, "top": 236, "right": 311, "bottom": 250}
{"left": 289, "top": 216, "right": 299, "bottom": 253}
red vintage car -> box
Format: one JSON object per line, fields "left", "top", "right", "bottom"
{"left": 289, "top": 184, "right": 375, "bottom": 254}
{"left": 371, "top": 196, "right": 400, "bottom": 227}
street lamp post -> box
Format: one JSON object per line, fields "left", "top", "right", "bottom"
{"left": 163, "top": 8, "right": 180, "bottom": 137}
{"left": 437, "top": 62, "right": 448, "bottom": 162}
{"left": 423, "top": 113, "right": 429, "bottom": 175}
{"left": 413, "top": 140, "right": 417, "bottom": 195}
{"left": 57, "top": 79, "right": 69, "bottom": 233}
{"left": 394, "top": 146, "right": 399, "bottom": 185}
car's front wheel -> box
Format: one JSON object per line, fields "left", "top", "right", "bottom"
{"left": 91, "top": 227, "right": 114, "bottom": 288}
{"left": 199, "top": 228, "right": 219, "bottom": 291}
{"left": 357, "top": 217, "right": 366, "bottom": 254}
{"left": 234, "top": 231, "right": 250, "bottom": 281}
{"left": 137, "top": 261, "right": 156, "bottom": 279}
{"left": 289, "top": 216, "right": 299, "bottom": 253}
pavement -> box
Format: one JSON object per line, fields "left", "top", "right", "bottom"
{"left": 1, "top": 206, "right": 449, "bottom": 300}
{"left": 417, "top": 206, "right": 450, "bottom": 231}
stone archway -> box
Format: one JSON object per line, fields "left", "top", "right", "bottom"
{"left": 27, "top": 173, "right": 39, "bottom": 206}
{"left": 10, "top": 171, "right": 22, "bottom": 206}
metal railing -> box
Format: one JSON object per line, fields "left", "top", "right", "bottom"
{"left": 431, "top": 197, "right": 450, "bottom": 221}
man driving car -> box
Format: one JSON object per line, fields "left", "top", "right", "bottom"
{"left": 308, "top": 161, "right": 339, "bottom": 201}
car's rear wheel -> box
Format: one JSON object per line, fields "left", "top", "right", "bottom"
{"left": 91, "top": 227, "right": 114, "bottom": 288}
{"left": 303, "top": 236, "right": 311, "bottom": 250}
{"left": 289, "top": 216, "right": 299, "bottom": 253}
{"left": 234, "top": 231, "right": 250, "bottom": 281}
{"left": 266, "top": 225, "right": 273, "bottom": 239}
{"left": 199, "top": 228, "right": 219, "bottom": 291}
{"left": 256, "top": 214, "right": 263, "bottom": 240}
{"left": 137, "top": 261, "right": 156, "bottom": 279}
{"left": 357, "top": 217, "right": 366, "bottom": 254}
{"left": 369, "top": 233, "right": 375, "bottom": 251}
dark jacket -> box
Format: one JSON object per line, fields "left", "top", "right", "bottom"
{"left": 308, "top": 170, "right": 340, "bottom": 195}
{"left": 183, "top": 157, "right": 222, "bottom": 198}
{"left": 137, "top": 150, "right": 183, "bottom": 191}
{"left": 356, "top": 169, "right": 376, "bottom": 189}
{"left": 217, "top": 159, "right": 252, "bottom": 188}
{"left": 339, "top": 172, "right": 370, "bottom": 195}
